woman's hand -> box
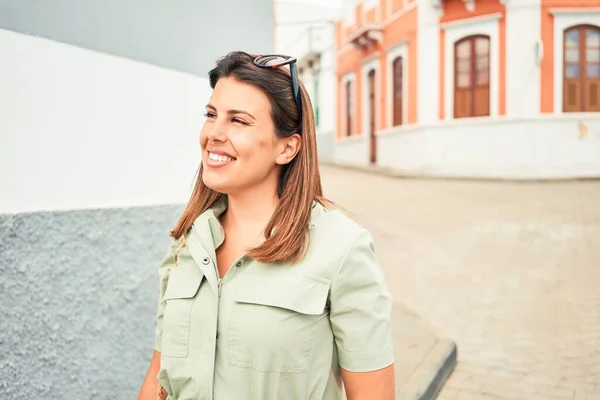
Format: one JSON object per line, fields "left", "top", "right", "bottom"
{"left": 137, "top": 350, "right": 162, "bottom": 400}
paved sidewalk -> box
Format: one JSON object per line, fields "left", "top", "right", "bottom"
{"left": 320, "top": 164, "right": 600, "bottom": 400}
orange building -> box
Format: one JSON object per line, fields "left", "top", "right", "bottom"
{"left": 333, "top": 0, "right": 600, "bottom": 179}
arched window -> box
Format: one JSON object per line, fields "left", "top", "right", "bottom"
{"left": 392, "top": 56, "right": 403, "bottom": 126}
{"left": 563, "top": 25, "right": 600, "bottom": 112}
{"left": 454, "top": 35, "right": 490, "bottom": 118}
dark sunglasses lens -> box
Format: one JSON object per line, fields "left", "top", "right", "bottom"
{"left": 255, "top": 55, "right": 289, "bottom": 67}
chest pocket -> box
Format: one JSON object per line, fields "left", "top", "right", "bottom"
{"left": 161, "top": 266, "right": 204, "bottom": 358}
{"left": 229, "top": 274, "right": 330, "bottom": 374}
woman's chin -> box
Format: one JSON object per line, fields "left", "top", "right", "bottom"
{"left": 202, "top": 171, "right": 233, "bottom": 194}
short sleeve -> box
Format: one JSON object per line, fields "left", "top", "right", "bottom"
{"left": 154, "top": 242, "right": 176, "bottom": 352}
{"left": 329, "top": 228, "right": 394, "bottom": 372}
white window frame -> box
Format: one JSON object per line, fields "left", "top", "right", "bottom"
{"left": 550, "top": 8, "right": 600, "bottom": 114}
{"left": 362, "top": 57, "right": 381, "bottom": 136}
{"left": 386, "top": 42, "right": 408, "bottom": 128}
{"left": 442, "top": 13, "right": 501, "bottom": 119}
{"left": 341, "top": 72, "right": 357, "bottom": 138}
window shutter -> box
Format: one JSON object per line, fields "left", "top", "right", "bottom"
{"left": 563, "top": 79, "right": 580, "bottom": 112}
{"left": 474, "top": 86, "right": 490, "bottom": 116}
{"left": 584, "top": 78, "right": 600, "bottom": 111}
{"left": 454, "top": 89, "right": 471, "bottom": 118}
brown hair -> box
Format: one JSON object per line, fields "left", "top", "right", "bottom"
{"left": 170, "top": 51, "right": 332, "bottom": 264}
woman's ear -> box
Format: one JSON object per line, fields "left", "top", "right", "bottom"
{"left": 275, "top": 134, "right": 301, "bottom": 165}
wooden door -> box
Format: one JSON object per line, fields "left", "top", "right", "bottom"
{"left": 393, "top": 57, "right": 403, "bottom": 126}
{"left": 368, "top": 69, "right": 377, "bottom": 164}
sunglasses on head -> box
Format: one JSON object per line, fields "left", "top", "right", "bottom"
{"left": 253, "top": 54, "right": 303, "bottom": 129}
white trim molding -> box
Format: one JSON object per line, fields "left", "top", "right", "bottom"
{"left": 340, "top": 71, "right": 357, "bottom": 138}
{"left": 440, "top": 11, "right": 502, "bottom": 29}
{"left": 549, "top": 8, "right": 600, "bottom": 16}
{"left": 361, "top": 57, "right": 381, "bottom": 136}
{"left": 552, "top": 9, "right": 600, "bottom": 114}
{"left": 504, "top": 0, "right": 541, "bottom": 117}
{"left": 443, "top": 13, "right": 501, "bottom": 120}
{"left": 386, "top": 42, "right": 408, "bottom": 129}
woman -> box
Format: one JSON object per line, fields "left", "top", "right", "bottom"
{"left": 138, "top": 51, "right": 395, "bottom": 400}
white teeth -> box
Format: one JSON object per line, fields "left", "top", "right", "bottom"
{"left": 209, "top": 152, "right": 234, "bottom": 162}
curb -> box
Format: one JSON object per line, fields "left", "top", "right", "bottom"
{"left": 389, "top": 304, "right": 458, "bottom": 400}
{"left": 399, "top": 340, "right": 457, "bottom": 400}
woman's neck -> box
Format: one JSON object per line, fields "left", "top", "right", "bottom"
{"left": 221, "top": 190, "right": 279, "bottom": 240}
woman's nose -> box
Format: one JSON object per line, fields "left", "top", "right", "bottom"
{"left": 206, "top": 118, "right": 228, "bottom": 142}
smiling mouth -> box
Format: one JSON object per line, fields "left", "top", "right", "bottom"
{"left": 208, "top": 152, "right": 236, "bottom": 162}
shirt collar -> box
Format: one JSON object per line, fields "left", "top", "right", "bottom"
{"left": 192, "top": 196, "right": 326, "bottom": 252}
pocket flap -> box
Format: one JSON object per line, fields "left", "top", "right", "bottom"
{"left": 233, "top": 275, "right": 330, "bottom": 315}
{"left": 163, "top": 267, "right": 203, "bottom": 301}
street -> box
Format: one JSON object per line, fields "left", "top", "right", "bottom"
{"left": 320, "top": 165, "right": 600, "bottom": 400}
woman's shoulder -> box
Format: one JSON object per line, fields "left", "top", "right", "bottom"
{"left": 311, "top": 201, "right": 374, "bottom": 253}
{"left": 306, "top": 202, "right": 382, "bottom": 287}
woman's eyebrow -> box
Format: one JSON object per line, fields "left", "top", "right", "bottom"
{"left": 205, "top": 104, "right": 256, "bottom": 120}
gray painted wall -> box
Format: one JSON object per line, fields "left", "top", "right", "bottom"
{"left": 0, "top": 205, "right": 185, "bottom": 400}
{"left": 0, "top": 0, "right": 275, "bottom": 77}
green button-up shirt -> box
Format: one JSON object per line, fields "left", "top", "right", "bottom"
{"left": 155, "top": 200, "right": 394, "bottom": 399}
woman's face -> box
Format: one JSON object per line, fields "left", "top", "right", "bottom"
{"left": 200, "top": 77, "right": 299, "bottom": 196}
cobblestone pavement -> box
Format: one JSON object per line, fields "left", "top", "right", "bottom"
{"left": 320, "top": 165, "right": 600, "bottom": 400}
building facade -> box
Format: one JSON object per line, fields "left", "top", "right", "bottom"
{"left": 0, "top": 1, "right": 274, "bottom": 399}
{"left": 334, "top": 0, "right": 600, "bottom": 179}
{"left": 277, "top": 1, "right": 345, "bottom": 162}
{"left": 286, "top": 22, "right": 339, "bottom": 161}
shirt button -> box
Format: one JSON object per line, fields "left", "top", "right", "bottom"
{"left": 235, "top": 260, "right": 243, "bottom": 267}
{"left": 202, "top": 257, "right": 210, "bottom": 265}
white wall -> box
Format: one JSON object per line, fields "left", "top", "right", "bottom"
{"left": 373, "top": 116, "right": 600, "bottom": 179}
{"left": 417, "top": 0, "right": 440, "bottom": 124}
{"left": 285, "top": 21, "right": 338, "bottom": 160}
{"left": 315, "top": 25, "right": 337, "bottom": 136}
{"left": 0, "top": 28, "right": 210, "bottom": 214}
{"left": 505, "top": 0, "right": 542, "bottom": 117}
{"left": 334, "top": 136, "right": 369, "bottom": 166}
{"left": 283, "top": 22, "right": 338, "bottom": 136}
